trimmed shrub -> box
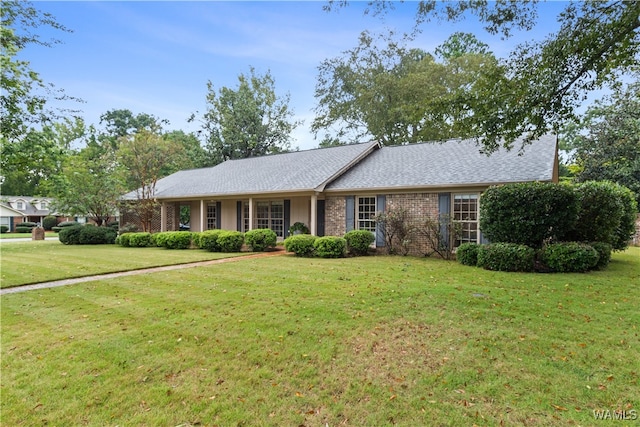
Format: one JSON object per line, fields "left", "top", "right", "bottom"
{"left": 58, "top": 221, "right": 80, "bottom": 228}
{"left": 52, "top": 226, "right": 62, "bottom": 233}
{"left": 245, "top": 228, "right": 277, "bottom": 251}
{"left": 43, "top": 215, "right": 57, "bottom": 230}
{"left": 154, "top": 231, "right": 193, "bottom": 249}
{"left": 456, "top": 242, "right": 480, "bottom": 266}
{"left": 15, "top": 226, "right": 32, "bottom": 233}
{"left": 610, "top": 183, "right": 638, "bottom": 251}
{"left": 313, "top": 236, "right": 346, "bottom": 258}
{"left": 539, "top": 242, "right": 599, "bottom": 273}
{"left": 116, "top": 233, "right": 132, "bottom": 247}
{"left": 590, "top": 241, "right": 612, "bottom": 270}
{"left": 0, "top": 225, "right": 8, "bottom": 233}
{"left": 198, "top": 230, "right": 225, "bottom": 252}
{"left": 344, "top": 229, "right": 375, "bottom": 256}
{"left": 59, "top": 225, "right": 83, "bottom": 245}
{"left": 78, "top": 225, "right": 117, "bottom": 245}
{"left": 568, "top": 181, "right": 624, "bottom": 247}
{"left": 284, "top": 234, "right": 317, "bottom": 257}
{"left": 19, "top": 221, "right": 37, "bottom": 228}
{"left": 480, "top": 182, "right": 578, "bottom": 248}
{"left": 217, "top": 231, "right": 244, "bottom": 252}
{"left": 107, "top": 221, "right": 119, "bottom": 231}
{"left": 128, "top": 232, "right": 153, "bottom": 247}
{"left": 477, "top": 243, "right": 535, "bottom": 272}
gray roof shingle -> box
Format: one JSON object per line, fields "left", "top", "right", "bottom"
{"left": 325, "top": 135, "right": 557, "bottom": 191}
{"left": 126, "top": 141, "right": 379, "bottom": 200}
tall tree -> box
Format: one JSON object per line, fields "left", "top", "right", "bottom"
{"left": 118, "top": 129, "right": 182, "bottom": 232}
{"left": 313, "top": 31, "right": 502, "bottom": 145}
{"left": 196, "top": 67, "right": 300, "bottom": 164}
{"left": 52, "top": 138, "right": 124, "bottom": 226}
{"left": 325, "top": 1, "right": 640, "bottom": 152}
{"left": 1, "top": 0, "right": 77, "bottom": 194}
{"left": 98, "top": 109, "right": 167, "bottom": 149}
{"left": 563, "top": 80, "right": 640, "bottom": 207}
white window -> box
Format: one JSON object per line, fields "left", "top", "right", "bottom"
{"left": 40, "top": 201, "right": 48, "bottom": 210}
{"left": 255, "top": 200, "right": 284, "bottom": 237}
{"left": 206, "top": 203, "right": 217, "bottom": 230}
{"left": 357, "top": 196, "right": 377, "bottom": 233}
{"left": 453, "top": 194, "right": 479, "bottom": 247}
{"left": 16, "top": 201, "right": 24, "bottom": 210}
{"left": 243, "top": 202, "right": 250, "bottom": 233}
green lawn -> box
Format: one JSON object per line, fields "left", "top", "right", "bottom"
{"left": 1, "top": 248, "right": 638, "bottom": 426}
{"left": 0, "top": 241, "right": 249, "bottom": 288}
{"left": 0, "top": 231, "right": 58, "bottom": 239}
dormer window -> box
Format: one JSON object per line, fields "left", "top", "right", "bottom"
{"left": 16, "top": 201, "right": 24, "bottom": 210}
{"left": 40, "top": 201, "right": 48, "bottom": 210}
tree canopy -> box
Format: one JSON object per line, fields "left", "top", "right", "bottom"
{"left": 563, "top": 80, "right": 640, "bottom": 208}
{"left": 323, "top": 1, "right": 640, "bottom": 151}
{"left": 195, "top": 67, "right": 300, "bottom": 164}
{"left": 313, "top": 31, "right": 502, "bottom": 146}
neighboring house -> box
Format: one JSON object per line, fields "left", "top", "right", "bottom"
{"left": 120, "top": 135, "right": 558, "bottom": 252}
{"left": 0, "top": 196, "right": 76, "bottom": 230}
{"left": 0, "top": 203, "right": 25, "bottom": 231}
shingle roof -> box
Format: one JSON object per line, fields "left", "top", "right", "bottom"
{"left": 325, "top": 135, "right": 557, "bottom": 191}
{"left": 124, "top": 141, "right": 379, "bottom": 200}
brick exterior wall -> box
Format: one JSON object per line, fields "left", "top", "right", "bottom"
{"left": 119, "top": 201, "right": 163, "bottom": 233}
{"left": 325, "top": 196, "right": 346, "bottom": 237}
{"left": 325, "top": 192, "right": 442, "bottom": 256}
{"left": 633, "top": 214, "right": 640, "bottom": 246}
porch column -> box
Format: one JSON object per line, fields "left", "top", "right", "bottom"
{"left": 310, "top": 193, "right": 317, "bottom": 236}
{"left": 200, "top": 199, "right": 205, "bottom": 232}
{"left": 160, "top": 202, "right": 166, "bottom": 232}
{"left": 248, "top": 197, "right": 254, "bottom": 230}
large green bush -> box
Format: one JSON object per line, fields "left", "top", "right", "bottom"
{"left": 127, "top": 232, "right": 153, "bottom": 247}
{"left": 477, "top": 243, "right": 535, "bottom": 272}
{"left": 15, "top": 227, "right": 32, "bottom": 233}
{"left": 217, "top": 231, "right": 244, "bottom": 252}
{"left": 58, "top": 221, "right": 80, "bottom": 228}
{"left": 59, "top": 225, "right": 83, "bottom": 245}
{"left": 42, "top": 216, "right": 57, "bottom": 230}
{"left": 198, "top": 230, "right": 225, "bottom": 252}
{"left": 480, "top": 182, "right": 578, "bottom": 248}
{"left": 244, "top": 228, "right": 277, "bottom": 251}
{"left": 153, "top": 231, "right": 193, "bottom": 249}
{"left": 456, "top": 242, "right": 480, "bottom": 266}
{"left": 19, "top": 221, "right": 37, "bottom": 228}
{"left": 313, "top": 236, "right": 346, "bottom": 258}
{"left": 539, "top": 242, "right": 599, "bottom": 273}
{"left": 284, "top": 234, "right": 317, "bottom": 257}
{"left": 344, "top": 230, "right": 375, "bottom": 256}
{"left": 79, "top": 225, "right": 117, "bottom": 245}
{"left": 0, "top": 225, "right": 8, "bottom": 233}
{"left": 115, "top": 233, "right": 132, "bottom": 247}
{"left": 59, "top": 225, "right": 115, "bottom": 245}
{"left": 568, "top": 181, "right": 624, "bottom": 248}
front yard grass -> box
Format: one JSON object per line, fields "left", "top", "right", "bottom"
{"left": 1, "top": 247, "right": 638, "bottom": 425}
{"left": 0, "top": 241, "right": 249, "bottom": 288}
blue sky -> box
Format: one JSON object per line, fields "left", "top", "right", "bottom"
{"left": 27, "top": 1, "right": 568, "bottom": 150}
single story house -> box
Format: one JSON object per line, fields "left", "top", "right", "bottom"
{"left": 121, "top": 134, "right": 558, "bottom": 252}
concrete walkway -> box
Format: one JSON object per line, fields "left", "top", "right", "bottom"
{"left": 1, "top": 250, "right": 286, "bottom": 295}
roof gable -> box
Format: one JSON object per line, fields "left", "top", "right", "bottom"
{"left": 128, "top": 141, "right": 379, "bottom": 199}
{"left": 326, "top": 135, "right": 558, "bottom": 191}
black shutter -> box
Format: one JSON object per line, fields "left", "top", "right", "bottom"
{"left": 236, "top": 201, "right": 242, "bottom": 232}
{"left": 284, "top": 199, "right": 290, "bottom": 238}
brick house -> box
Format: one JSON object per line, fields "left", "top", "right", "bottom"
{"left": 120, "top": 135, "right": 559, "bottom": 252}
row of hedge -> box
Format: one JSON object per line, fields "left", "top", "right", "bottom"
{"left": 116, "top": 228, "right": 279, "bottom": 252}
{"left": 59, "top": 225, "right": 117, "bottom": 245}
{"left": 284, "top": 230, "right": 375, "bottom": 258}
{"left": 456, "top": 241, "right": 612, "bottom": 273}
{"left": 480, "top": 181, "right": 637, "bottom": 250}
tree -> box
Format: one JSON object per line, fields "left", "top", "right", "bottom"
{"left": 52, "top": 140, "right": 124, "bottom": 226}
{"left": 563, "top": 81, "right": 640, "bottom": 207}
{"left": 163, "top": 130, "right": 209, "bottom": 170}
{"left": 118, "top": 129, "right": 182, "bottom": 232}
{"left": 325, "top": 1, "right": 640, "bottom": 152}
{"left": 196, "top": 67, "right": 300, "bottom": 164}
{"left": 98, "top": 109, "right": 167, "bottom": 149}
{"left": 1, "top": 1, "right": 79, "bottom": 195}
{"left": 313, "top": 31, "right": 503, "bottom": 145}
